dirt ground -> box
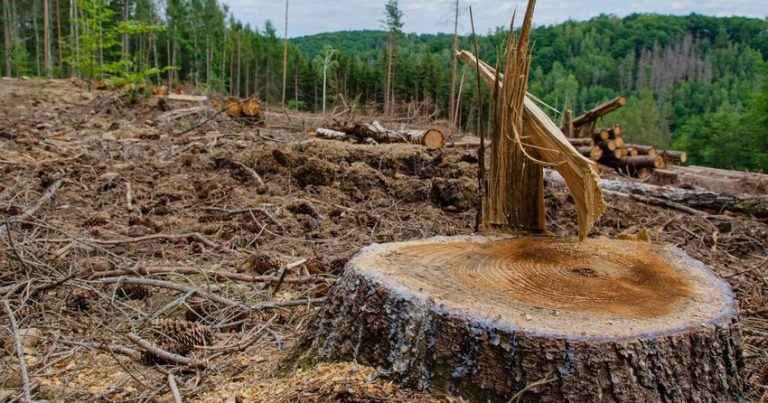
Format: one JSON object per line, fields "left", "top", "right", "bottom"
{"left": 0, "top": 79, "right": 765, "bottom": 402}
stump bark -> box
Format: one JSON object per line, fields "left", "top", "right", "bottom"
{"left": 300, "top": 235, "right": 744, "bottom": 402}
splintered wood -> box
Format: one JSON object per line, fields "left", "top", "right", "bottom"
{"left": 458, "top": 46, "right": 606, "bottom": 239}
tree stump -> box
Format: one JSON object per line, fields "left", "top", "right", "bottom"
{"left": 299, "top": 235, "right": 744, "bottom": 402}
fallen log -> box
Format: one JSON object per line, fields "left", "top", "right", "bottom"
{"left": 546, "top": 170, "right": 766, "bottom": 217}
{"left": 321, "top": 120, "right": 445, "bottom": 150}
{"left": 673, "top": 165, "right": 768, "bottom": 195}
{"left": 157, "top": 94, "right": 209, "bottom": 112}
{"left": 572, "top": 96, "right": 626, "bottom": 129}
{"left": 658, "top": 149, "right": 688, "bottom": 164}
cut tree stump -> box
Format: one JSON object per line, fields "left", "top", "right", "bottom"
{"left": 300, "top": 235, "right": 744, "bottom": 402}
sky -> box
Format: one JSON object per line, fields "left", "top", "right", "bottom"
{"left": 225, "top": 0, "right": 767, "bottom": 38}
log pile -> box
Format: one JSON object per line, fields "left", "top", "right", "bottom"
{"left": 564, "top": 98, "right": 688, "bottom": 179}
{"left": 310, "top": 120, "right": 445, "bottom": 150}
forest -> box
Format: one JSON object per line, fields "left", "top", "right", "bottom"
{"left": 1, "top": 0, "right": 766, "bottom": 170}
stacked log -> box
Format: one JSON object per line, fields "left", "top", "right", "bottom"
{"left": 220, "top": 97, "right": 263, "bottom": 122}
{"left": 567, "top": 127, "right": 687, "bottom": 179}
{"left": 312, "top": 120, "right": 445, "bottom": 150}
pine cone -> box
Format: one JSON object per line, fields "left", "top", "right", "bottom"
{"left": 241, "top": 254, "right": 281, "bottom": 274}
{"left": 116, "top": 283, "right": 151, "bottom": 300}
{"left": 67, "top": 288, "right": 96, "bottom": 312}
{"left": 150, "top": 319, "right": 214, "bottom": 348}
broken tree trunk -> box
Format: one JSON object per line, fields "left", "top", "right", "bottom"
{"left": 572, "top": 96, "right": 627, "bottom": 129}
{"left": 456, "top": 49, "right": 606, "bottom": 239}
{"left": 299, "top": 235, "right": 744, "bottom": 402}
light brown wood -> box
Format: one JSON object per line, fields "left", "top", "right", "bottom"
{"left": 241, "top": 98, "right": 262, "bottom": 118}
{"left": 457, "top": 49, "right": 606, "bottom": 240}
{"left": 225, "top": 97, "right": 241, "bottom": 117}
{"left": 626, "top": 144, "right": 656, "bottom": 156}
{"left": 572, "top": 96, "right": 626, "bottom": 129}
{"left": 658, "top": 149, "right": 688, "bottom": 164}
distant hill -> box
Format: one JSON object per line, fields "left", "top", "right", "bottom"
{"left": 290, "top": 13, "right": 768, "bottom": 170}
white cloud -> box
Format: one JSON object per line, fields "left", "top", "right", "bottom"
{"left": 222, "top": 0, "right": 767, "bottom": 38}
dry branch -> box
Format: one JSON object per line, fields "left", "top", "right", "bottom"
{"left": 127, "top": 333, "right": 207, "bottom": 368}
{"left": 2, "top": 300, "right": 32, "bottom": 403}
{"left": 0, "top": 178, "right": 62, "bottom": 233}
{"left": 87, "top": 232, "right": 232, "bottom": 253}
{"left": 90, "top": 266, "right": 321, "bottom": 284}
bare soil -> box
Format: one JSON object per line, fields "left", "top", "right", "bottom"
{"left": 0, "top": 79, "right": 765, "bottom": 402}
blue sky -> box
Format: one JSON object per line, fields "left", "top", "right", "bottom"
{"left": 225, "top": 0, "right": 767, "bottom": 38}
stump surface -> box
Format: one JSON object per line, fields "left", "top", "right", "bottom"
{"left": 302, "top": 235, "right": 744, "bottom": 402}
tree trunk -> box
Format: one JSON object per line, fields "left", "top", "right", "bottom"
{"left": 297, "top": 235, "right": 744, "bottom": 402}
{"left": 55, "top": 0, "right": 62, "bottom": 74}
{"left": 2, "top": 0, "right": 11, "bottom": 76}
{"left": 281, "top": 0, "right": 288, "bottom": 106}
{"left": 448, "top": 0, "right": 459, "bottom": 127}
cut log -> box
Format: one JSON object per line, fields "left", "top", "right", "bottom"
{"left": 673, "top": 165, "right": 768, "bottom": 195}
{"left": 597, "top": 139, "right": 617, "bottom": 151}
{"left": 241, "top": 98, "right": 262, "bottom": 118}
{"left": 626, "top": 147, "right": 639, "bottom": 156}
{"left": 567, "top": 138, "right": 594, "bottom": 147}
{"left": 545, "top": 169, "right": 767, "bottom": 217}
{"left": 324, "top": 120, "right": 445, "bottom": 150}
{"left": 157, "top": 94, "right": 209, "bottom": 112}
{"left": 577, "top": 146, "right": 603, "bottom": 160}
{"left": 225, "top": 97, "right": 241, "bottom": 118}
{"left": 651, "top": 168, "right": 679, "bottom": 186}
{"left": 604, "top": 155, "right": 665, "bottom": 170}
{"left": 404, "top": 129, "right": 445, "bottom": 150}
{"left": 593, "top": 128, "right": 610, "bottom": 141}
{"left": 299, "top": 235, "right": 743, "bottom": 402}
{"left": 613, "top": 134, "right": 625, "bottom": 148}
{"left": 626, "top": 144, "right": 656, "bottom": 156}
{"left": 572, "top": 96, "right": 626, "bottom": 129}
{"left": 658, "top": 149, "right": 688, "bottom": 164}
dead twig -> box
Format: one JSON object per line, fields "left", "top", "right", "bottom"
{"left": 90, "top": 266, "right": 324, "bottom": 284}
{"left": 202, "top": 207, "right": 283, "bottom": 229}
{"left": 0, "top": 178, "right": 63, "bottom": 233}
{"left": 87, "top": 232, "right": 233, "bottom": 253}
{"left": 272, "top": 258, "right": 308, "bottom": 295}
{"left": 60, "top": 339, "right": 140, "bottom": 358}
{"left": 126, "top": 332, "right": 207, "bottom": 368}
{"left": 168, "top": 374, "right": 183, "bottom": 403}
{"left": 98, "top": 277, "right": 239, "bottom": 307}
{"left": 2, "top": 300, "right": 32, "bottom": 403}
